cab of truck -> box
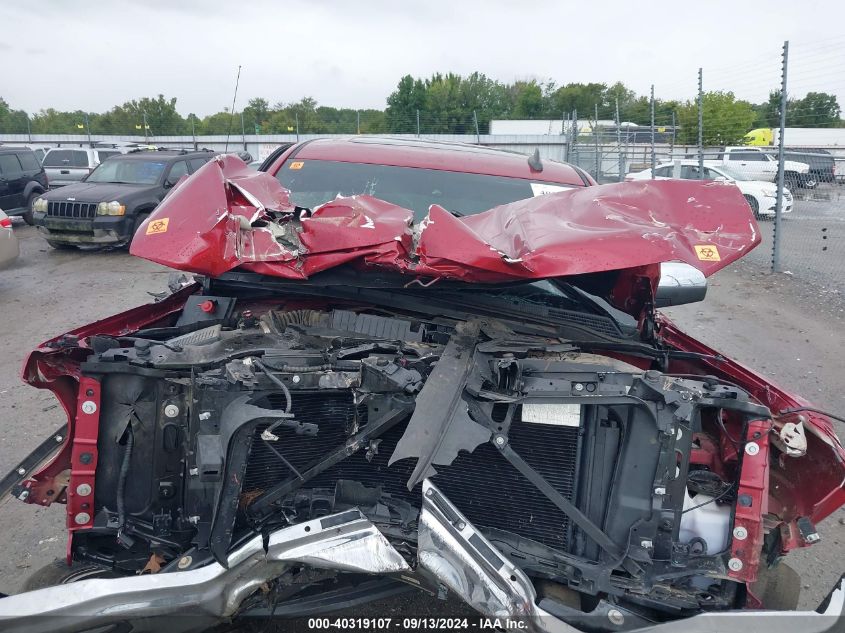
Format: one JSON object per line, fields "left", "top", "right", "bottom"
{"left": 742, "top": 128, "right": 774, "bottom": 146}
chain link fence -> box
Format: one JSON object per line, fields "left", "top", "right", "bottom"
{"left": 2, "top": 39, "right": 843, "bottom": 287}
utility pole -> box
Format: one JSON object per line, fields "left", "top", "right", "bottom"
{"left": 356, "top": 110, "right": 360, "bottom": 134}
{"left": 143, "top": 111, "right": 148, "bottom": 144}
{"left": 698, "top": 68, "right": 704, "bottom": 178}
{"left": 416, "top": 109, "right": 420, "bottom": 137}
{"left": 616, "top": 98, "right": 623, "bottom": 182}
{"left": 473, "top": 110, "right": 480, "bottom": 144}
{"left": 191, "top": 115, "right": 197, "bottom": 150}
{"left": 295, "top": 112, "right": 300, "bottom": 142}
{"left": 650, "top": 85, "right": 656, "bottom": 176}
{"left": 772, "top": 42, "right": 789, "bottom": 273}
{"left": 26, "top": 114, "right": 32, "bottom": 143}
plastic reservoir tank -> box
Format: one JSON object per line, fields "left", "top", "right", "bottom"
{"left": 678, "top": 488, "right": 732, "bottom": 554}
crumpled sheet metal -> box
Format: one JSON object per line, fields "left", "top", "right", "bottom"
{"left": 131, "top": 155, "right": 760, "bottom": 283}
{"left": 266, "top": 509, "right": 410, "bottom": 574}
{"left": 419, "top": 480, "right": 575, "bottom": 633}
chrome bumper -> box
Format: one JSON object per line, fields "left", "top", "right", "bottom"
{"left": 0, "top": 483, "right": 842, "bottom": 633}
{"left": 0, "top": 509, "right": 408, "bottom": 633}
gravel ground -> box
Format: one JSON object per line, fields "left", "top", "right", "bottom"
{"left": 0, "top": 221, "right": 843, "bottom": 614}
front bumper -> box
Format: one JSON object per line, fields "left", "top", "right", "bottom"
{"left": 761, "top": 193, "right": 793, "bottom": 215}
{"left": 0, "top": 482, "right": 842, "bottom": 633}
{"left": 33, "top": 212, "right": 133, "bottom": 244}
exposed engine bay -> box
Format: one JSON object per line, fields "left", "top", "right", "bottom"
{"left": 16, "top": 274, "right": 802, "bottom": 631}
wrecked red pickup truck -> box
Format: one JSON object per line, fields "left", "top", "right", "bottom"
{"left": 1, "top": 138, "right": 843, "bottom": 633}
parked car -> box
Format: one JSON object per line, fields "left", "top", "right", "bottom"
{"left": 2, "top": 139, "right": 843, "bottom": 633}
{"left": 780, "top": 148, "right": 837, "bottom": 184}
{"left": 41, "top": 147, "right": 123, "bottom": 189}
{"left": 0, "top": 146, "right": 49, "bottom": 225}
{"left": 32, "top": 149, "right": 216, "bottom": 249}
{"left": 626, "top": 160, "right": 793, "bottom": 219}
{"left": 0, "top": 143, "right": 53, "bottom": 163}
{"left": 693, "top": 146, "right": 814, "bottom": 188}
{"left": 0, "top": 209, "right": 19, "bottom": 269}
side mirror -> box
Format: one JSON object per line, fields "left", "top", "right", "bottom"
{"left": 656, "top": 262, "right": 707, "bottom": 307}
{"left": 163, "top": 178, "right": 176, "bottom": 189}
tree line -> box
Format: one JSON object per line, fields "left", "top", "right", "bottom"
{"left": 1, "top": 73, "right": 841, "bottom": 145}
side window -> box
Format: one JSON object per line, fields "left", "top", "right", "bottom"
{"left": 654, "top": 166, "right": 673, "bottom": 177}
{"left": 0, "top": 154, "right": 22, "bottom": 175}
{"left": 17, "top": 151, "right": 41, "bottom": 171}
{"left": 730, "top": 151, "right": 764, "bottom": 162}
{"left": 166, "top": 161, "right": 189, "bottom": 183}
{"left": 189, "top": 158, "right": 209, "bottom": 172}
{"left": 680, "top": 165, "right": 702, "bottom": 179}
{"left": 703, "top": 168, "right": 721, "bottom": 179}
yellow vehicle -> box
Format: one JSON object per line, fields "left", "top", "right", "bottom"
{"left": 742, "top": 128, "right": 774, "bottom": 145}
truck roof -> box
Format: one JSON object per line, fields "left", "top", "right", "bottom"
{"left": 270, "top": 136, "right": 592, "bottom": 187}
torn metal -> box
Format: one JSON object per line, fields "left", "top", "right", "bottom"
{"left": 131, "top": 155, "right": 760, "bottom": 284}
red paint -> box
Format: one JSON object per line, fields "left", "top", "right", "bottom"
{"left": 65, "top": 377, "right": 103, "bottom": 561}
{"left": 658, "top": 314, "right": 845, "bottom": 534}
{"left": 131, "top": 155, "right": 760, "bottom": 293}
{"left": 729, "top": 420, "right": 772, "bottom": 584}
{"left": 266, "top": 137, "right": 592, "bottom": 187}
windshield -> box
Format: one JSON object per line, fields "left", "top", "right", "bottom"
{"left": 86, "top": 159, "right": 167, "bottom": 185}
{"left": 276, "top": 159, "right": 574, "bottom": 221}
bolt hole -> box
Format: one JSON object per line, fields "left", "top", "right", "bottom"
{"left": 509, "top": 575, "right": 517, "bottom": 582}
{"left": 304, "top": 525, "right": 311, "bottom": 532}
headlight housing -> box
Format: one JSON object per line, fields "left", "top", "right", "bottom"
{"left": 97, "top": 201, "right": 126, "bottom": 216}
{"left": 33, "top": 198, "right": 48, "bottom": 213}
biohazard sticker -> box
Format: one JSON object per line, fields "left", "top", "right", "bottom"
{"left": 694, "top": 244, "right": 721, "bottom": 262}
{"left": 146, "top": 218, "right": 170, "bottom": 235}
{"left": 289, "top": 161, "right": 304, "bottom": 170}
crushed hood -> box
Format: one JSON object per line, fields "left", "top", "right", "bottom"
{"left": 130, "top": 154, "right": 760, "bottom": 283}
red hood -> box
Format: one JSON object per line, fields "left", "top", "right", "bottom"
{"left": 131, "top": 154, "right": 760, "bottom": 284}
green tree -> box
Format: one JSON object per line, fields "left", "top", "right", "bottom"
{"left": 0, "top": 98, "right": 30, "bottom": 133}
{"left": 788, "top": 92, "right": 841, "bottom": 127}
{"left": 677, "top": 91, "right": 756, "bottom": 145}
{"left": 385, "top": 74, "right": 427, "bottom": 132}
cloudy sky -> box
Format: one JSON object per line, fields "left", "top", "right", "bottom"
{"left": 2, "top": 0, "right": 843, "bottom": 116}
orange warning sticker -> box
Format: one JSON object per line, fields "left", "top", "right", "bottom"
{"left": 694, "top": 244, "right": 721, "bottom": 262}
{"left": 289, "top": 161, "right": 304, "bottom": 170}
{"left": 146, "top": 218, "right": 169, "bottom": 235}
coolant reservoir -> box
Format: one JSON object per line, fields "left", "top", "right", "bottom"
{"left": 678, "top": 488, "right": 731, "bottom": 554}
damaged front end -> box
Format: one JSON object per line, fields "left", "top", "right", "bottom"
{"left": 2, "top": 158, "right": 844, "bottom": 632}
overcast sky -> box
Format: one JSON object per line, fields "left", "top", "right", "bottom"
{"left": 2, "top": 0, "right": 843, "bottom": 116}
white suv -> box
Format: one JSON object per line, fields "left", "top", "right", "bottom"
{"left": 42, "top": 147, "right": 123, "bottom": 188}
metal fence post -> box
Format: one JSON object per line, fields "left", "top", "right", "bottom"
{"left": 616, "top": 98, "right": 623, "bottom": 182}
{"left": 772, "top": 41, "right": 789, "bottom": 273}
{"left": 295, "top": 112, "right": 300, "bottom": 142}
{"left": 594, "top": 103, "right": 600, "bottom": 180}
{"left": 697, "top": 68, "right": 704, "bottom": 178}
{"left": 357, "top": 110, "right": 360, "bottom": 134}
{"left": 650, "top": 85, "right": 655, "bottom": 176}
{"left": 473, "top": 110, "right": 480, "bottom": 144}
{"left": 571, "top": 109, "right": 578, "bottom": 167}
{"left": 240, "top": 111, "right": 246, "bottom": 151}
{"left": 416, "top": 109, "right": 420, "bottom": 137}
